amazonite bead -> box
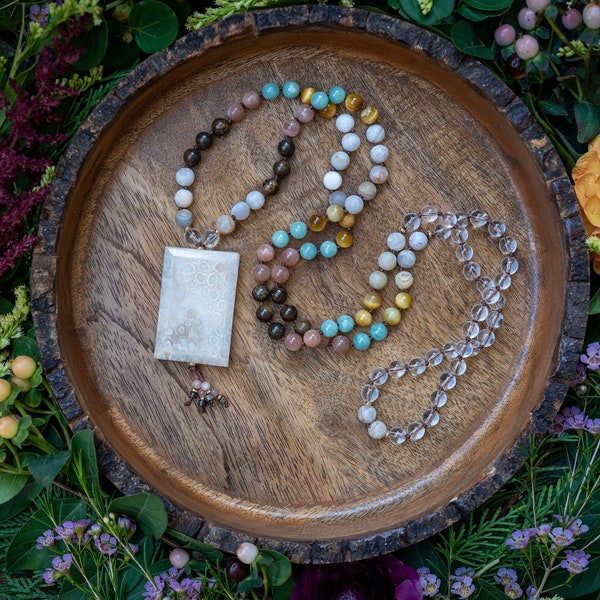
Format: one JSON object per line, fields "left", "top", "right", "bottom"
{"left": 344, "top": 194, "right": 363, "bottom": 214}
{"left": 282, "top": 81, "right": 300, "bottom": 98}
{"left": 353, "top": 333, "right": 371, "bottom": 351}
{"left": 331, "top": 151, "right": 351, "bottom": 170}
{"left": 311, "top": 91, "right": 329, "bottom": 110}
{"left": 369, "top": 271, "right": 388, "bottom": 289}
{"left": 176, "top": 167, "right": 194, "bottom": 187}
{"left": 335, "top": 114, "right": 355, "bottom": 133}
{"left": 337, "top": 315, "right": 355, "bottom": 333}
{"left": 387, "top": 232, "right": 406, "bottom": 251}
{"left": 370, "top": 323, "right": 388, "bottom": 341}
{"left": 378, "top": 251, "right": 397, "bottom": 271}
{"left": 231, "top": 201, "right": 250, "bottom": 220}
{"left": 290, "top": 221, "right": 307, "bottom": 239}
{"left": 328, "top": 86, "right": 346, "bottom": 104}
{"left": 246, "top": 190, "right": 265, "bottom": 210}
{"left": 320, "top": 240, "right": 337, "bottom": 258}
{"left": 174, "top": 189, "right": 193, "bottom": 208}
{"left": 321, "top": 319, "right": 339, "bottom": 337}
{"left": 262, "top": 82, "right": 279, "bottom": 100}
{"left": 366, "top": 124, "right": 385, "bottom": 143}
{"left": 272, "top": 230, "right": 290, "bottom": 248}
{"left": 300, "top": 242, "right": 317, "bottom": 260}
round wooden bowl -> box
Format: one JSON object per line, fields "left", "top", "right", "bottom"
{"left": 31, "top": 7, "right": 589, "bottom": 563}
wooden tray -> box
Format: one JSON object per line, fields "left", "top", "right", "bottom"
{"left": 31, "top": 7, "right": 589, "bottom": 563}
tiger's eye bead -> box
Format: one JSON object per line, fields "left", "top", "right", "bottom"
{"left": 395, "top": 292, "right": 413, "bottom": 310}
{"left": 183, "top": 148, "right": 200, "bottom": 167}
{"left": 270, "top": 286, "right": 288, "bottom": 304}
{"left": 345, "top": 93, "right": 364, "bottom": 112}
{"left": 326, "top": 204, "right": 345, "bottom": 223}
{"left": 355, "top": 309, "right": 373, "bottom": 327}
{"left": 295, "top": 319, "right": 312, "bottom": 335}
{"left": 211, "top": 118, "right": 230, "bottom": 136}
{"left": 278, "top": 139, "right": 295, "bottom": 157}
{"left": 319, "top": 103, "right": 337, "bottom": 119}
{"left": 195, "top": 131, "right": 213, "bottom": 149}
{"left": 300, "top": 87, "right": 316, "bottom": 104}
{"left": 308, "top": 214, "right": 327, "bottom": 232}
{"left": 263, "top": 178, "right": 280, "bottom": 196}
{"left": 273, "top": 160, "right": 291, "bottom": 179}
{"left": 361, "top": 106, "right": 379, "bottom": 124}
{"left": 252, "top": 284, "right": 270, "bottom": 302}
{"left": 280, "top": 304, "right": 298, "bottom": 322}
{"left": 364, "top": 291, "right": 382, "bottom": 310}
{"left": 256, "top": 305, "right": 274, "bottom": 322}
{"left": 268, "top": 322, "right": 285, "bottom": 340}
{"left": 336, "top": 230, "right": 354, "bottom": 248}
{"left": 383, "top": 306, "right": 402, "bottom": 325}
{"left": 340, "top": 213, "right": 356, "bottom": 229}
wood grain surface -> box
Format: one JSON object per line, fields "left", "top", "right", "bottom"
{"left": 31, "top": 7, "right": 589, "bottom": 563}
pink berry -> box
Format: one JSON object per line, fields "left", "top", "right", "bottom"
{"left": 236, "top": 542, "right": 259, "bottom": 565}
{"left": 494, "top": 24, "right": 516, "bottom": 47}
{"left": 518, "top": 7, "right": 537, "bottom": 30}
{"left": 515, "top": 35, "right": 540, "bottom": 60}
{"left": 583, "top": 2, "right": 600, "bottom": 29}
{"left": 562, "top": 8, "right": 583, "bottom": 30}
{"left": 169, "top": 548, "right": 190, "bottom": 569}
{"left": 526, "top": 0, "right": 550, "bottom": 11}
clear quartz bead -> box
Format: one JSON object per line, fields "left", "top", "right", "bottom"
{"left": 502, "top": 256, "right": 519, "bottom": 275}
{"left": 408, "top": 357, "right": 427, "bottom": 375}
{"left": 425, "top": 348, "right": 443, "bottom": 366}
{"left": 456, "top": 244, "right": 474, "bottom": 262}
{"left": 476, "top": 277, "right": 493, "bottom": 294}
{"left": 443, "top": 342, "right": 458, "bottom": 359}
{"left": 388, "top": 360, "right": 407, "bottom": 377}
{"left": 471, "top": 303, "right": 489, "bottom": 322}
{"left": 488, "top": 220, "right": 507, "bottom": 238}
{"left": 202, "top": 229, "right": 220, "bottom": 249}
{"left": 481, "top": 287, "right": 501, "bottom": 304}
{"left": 439, "top": 372, "right": 457, "bottom": 390}
{"left": 494, "top": 295, "right": 507, "bottom": 310}
{"left": 407, "top": 421, "right": 426, "bottom": 440}
{"left": 433, "top": 223, "right": 452, "bottom": 239}
{"left": 455, "top": 340, "right": 474, "bottom": 358}
{"left": 440, "top": 212, "right": 458, "bottom": 227}
{"left": 388, "top": 427, "right": 407, "bottom": 445}
{"left": 423, "top": 408, "right": 440, "bottom": 427}
{"left": 462, "top": 320, "right": 479, "bottom": 338}
{"left": 420, "top": 205, "right": 439, "bottom": 223}
{"left": 469, "top": 209, "right": 489, "bottom": 227}
{"left": 450, "top": 228, "right": 469, "bottom": 244}
{"left": 403, "top": 213, "right": 421, "bottom": 231}
{"left": 361, "top": 384, "right": 379, "bottom": 403}
{"left": 450, "top": 358, "right": 467, "bottom": 376}
{"left": 498, "top": 235, "right": 518, "bottom": 254}
{"left": 455, "top": 211, "right": 469, "bottom": 228}
{"left": 431, "top": 390, "right": 447, "bottom": 408}
{"left": 477, "top": 329, "right": 496, "bottom": 348}
{"left": 370, "top": 367, "right": 388, "bottom": 386}
{"left": 463, "top": 262, "right": 481, "bottom": 281}
{"left": 494, "top": 272, "right": 512, "bottom": 290}
{"left": 184, "top": 227, "right": 203, "bottom": 247}
{"left": 487, "top": 310, "right": 504, "bottom": 329}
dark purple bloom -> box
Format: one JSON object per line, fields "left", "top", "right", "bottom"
{"left": 560, "top": 549, "right": 591, "bottom": 574}
{"left": 36, "top": 529, "right": 55, "bottom": 549}
{"left": 417, "top": 567, "right": 441, "bottom": 597}
{"left": 494, "top": 567, "right": 517, "bottom": 585}
{"left": 562, "top": 406, "right": 588, "bottom": 430}
{"left": 291, "top": 555, "right": 423, "bottom": 600}
{"left": 94, "top": 533, "right": 118, "bottom": 555}
{"left": 504, "top": 581, "right": 523, "bottom": 598}
{"left": 29, "top": 4, "right": 49, "bottom": 27}
{"left": 506, "top": 529, "right": 532, "bottom": 550}
{"left": 51, "top": 553, "right": 72, "bottom": 574}
{"left": 581, "top": 342, "right": 600, "bottom": 371}
{"left": 585, "top": 417, "right": 600, "bottom": 434}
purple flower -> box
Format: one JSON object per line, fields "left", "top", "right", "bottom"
{"left": 560, "top": 549, "right": 591, "bottom": 574}
{"left": 549, "top": 527, "right": 575, "bottom": 547}
{"left": 95, "top": 533, "right": 118, "bottom": 555}
{"left": 555, "top": 516, "right": 589, "bottom": 537}
{"left": 417, "top": 567, "right": 441, "bottom": 597}
{"left": 585, "top": 418, "right": 600, "bottom": 434}
{"left": 581, "top": 342, "right": 600, "bottom": 371}
{"left": 494, "top": 567, "right": 517, "bottom": 585}
{"left": 117, "top": 516, "right": 137, "bottom": 539}
{"left": 561, "top": 406, "right": 588, "bottom": 430}
{"left": 29, "top": 4, "right": 49, "bottom": 27}
{"left": 450, "top": 575, "right": 475, "bottom": 598}
{"left": 506, "top": 529, "right": 532, "bottom": 550}
{"left": 42, "top": 568, "right": 57, "bottom": 585}
{"left": 525, "top": 585, "right": 537, "bottom": 598}
{"left": 89, "top": 523, "right": 103, "bottom": 538}
{"left": 55, "top": 521, "right": 75, "bottom": 541}
{"left": 36, "top": 529, "right": 55, "bottom": 549}
{"left": 143, "top": 575, "right": 166, "bottom": 600}
{"left": 51, "top": 553, "right": 72, "bottom": 574}
{"left": 504, "top": 581, "right": 523, "bottom": 598}
{"left": 290, "top": 555, "right": 424, "bottom": 600}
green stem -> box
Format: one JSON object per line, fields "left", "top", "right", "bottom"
{"left": 3, "top": 439, "right": 22, "bottom": 469}
{"left": 8, "top": 3, "right": 26, "bottom": 81}
{"left": 259, "top": 563, "right": 270, "bottom": 600}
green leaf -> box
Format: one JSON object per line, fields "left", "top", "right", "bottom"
{"left": 23, "top": 389, "right": 43, "bottom": 408}
{"left": 258, "top": 550, "right": 292, "bottom": 587}
{"left": 12, "top": 336, "right": 40, "bottom": 361}
{"left": 539, "top": 100, "right": 569, "bottom": 117}
{"left": 272, "top": 578, "right": 295, "bottom": 600}
{"left": 455, "top": 5, "right": 491, "bottom": 22}
{"left": 0, "top": 472, "right": 29, "bottom": 504}
{"left": 103, "top": 21, "right": 141, "bottom": 70}
{"left": 477, "top": 579, "right": 511, "bottom": 599}
{"left": 68, "top": 429, "right": 100, "bottom": 496}
{"left": 127, "top": 559, "right": 172, "bottom": 600}
{"left": 6, "top": 497, "right": 88, "bottom": 571}
{"left": 0, "top": 481, "right": 40, "bottom": 519}
{"left": 397, "top": 0, "right": 454, "bottom": 26}
{"left": 74, "top": 17, "right": 108, "bottom": 70}
{"left": 451, "top": 21, "right": 494, "bottom": 60}
{"left": 13, "top": 414, "right": 32, "bottom": 447}
{"left": 28, "top": 450, "right": 70, "bottom": 490}
{"left": 590, "top": 288, "right": 600, "bottom": 315}
{"left": 463, "top": 0, "right": 512, "bottom": 10}
{"left": 575, "top": 101, "right": 600, "bottom": 144}
{"left": 161, "top": 0, "right": 190, "bottom": 26}
{"left": 129, "top": 0, "right": 179, "bottom": 54}
{"left": 165, "top": 527, "right": 224, "bottom": 562}
{"left": 108, "top": 493, "right": 168, "bottom": 538}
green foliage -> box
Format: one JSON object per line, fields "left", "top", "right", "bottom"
{"left": 129, "top": 0, "right": 179, "bottom": 54}
{"left": 108, "top": 493, "right": 168, "bottom": 538}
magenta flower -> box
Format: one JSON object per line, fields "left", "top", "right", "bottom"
{"left": 581, "top": 342, "right": 600, "bottom": 370}
{"left": 506, "top": 529, "right": 532, "bottom": 550}
{"left": 290, "top": 555, "right": 423, "bottom": 600}
{"left": 560, "top": 548, "right": 591, "bottom": 574}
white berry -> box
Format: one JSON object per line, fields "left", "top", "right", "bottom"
{"left": 236, "top": 542, "right": 259, "bottom": 565}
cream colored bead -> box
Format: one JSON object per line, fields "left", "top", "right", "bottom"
{"left": 215, "top": 214, "right": 235, "bottom": 234}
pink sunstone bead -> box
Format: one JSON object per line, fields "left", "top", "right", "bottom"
{"left": 284, "top": 333, "right": 303, "bottom": 351}
{"left": 242, "top": 91, "right": 261, "bottom": 109}
{"left": 192, "top": 379, "right": 203, "bottom": 390}
{"left": 332, "top": 335, "right": 351, "bottom": 353}
{"left": 295, "top": 104, "right": 315, "bottom": 123}
{"left": 282, "top": 119, "right": 301, "bottom": 137}
{"left": 318, "top": 334, "right": 330, "bottom": 348}
{"left": 257, "top": 244, "right": 275, "bottom": 262}
{"left": 281, "top": 247, "right": 300, "bottom": 266}
{"left": 226, "top": 103, "right": 246, "bottom": 122}
{"left": 270, "top": 264, "right": 289, "bottom": 284}
{"left": 252, "top": 263, "right": 271, "bottom": 282}
{"left": 303, "top": 329, "right": 322, "bottom": 348}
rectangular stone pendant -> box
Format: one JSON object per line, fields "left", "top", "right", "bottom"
{"left": 154, "top": 247, "right": 240, "bottom": 367}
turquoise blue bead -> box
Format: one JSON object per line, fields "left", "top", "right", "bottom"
{"left": 328, "top": 86, "right": 345, "bottom": 104}
{"left": 271, "top": 230, "right": 289, "bottom": 248}
{"left": 262, "top": 82, "right": 279, "bottom": 100}
{"left": 282, "top": 81, "right": 300, "bottom": 99}
{"left": 353, "top": 333, "right": 371, "bottom": 351}
{"left": 337, "top": 315, "right": 355, "bottom": 333}
{"left": 321, "top": 319, "right": 339, "bottom": 337}
{"left": 370, "top": 323, "right": 388, "bottom": 341}
{"left": 290, "top": 221, "right": 308, "bottom": 239}
{"left": 300, "top": 242, "right": 317, "bottom": 260}
{"left": 310, "top": 91, "right": 329, "bottom": 110}
{"left": 320, "top": 240, "right": 337, "bottom": 258}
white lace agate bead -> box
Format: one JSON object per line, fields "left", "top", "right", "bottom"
{"left": 378, "top": 251, "right": 397, "bottom": 271}
{"left": 246, "top": 190, "right": 265, "bottom": 210}
{"left": 397, "top": 249, "right": 416, "bottom": 268}
{"left": 344, "top": 194, "right": 364, "bottom": 214}
{"left": 335, "top": 113, "right": 355, "bottom": 133}
{"left": 358, "top": 181, "right": 377, "bottom": 200}
{"left": 395, "top": 271, "right": 414, "bottom": 290}
{"left": 370, "top": 144, "right": 389, "bottom": 164}
{"left": 175, "top": 167, "right": 194, "bottom": 187}
{"left": 366, "top": 124, "right": 385, "bottom": 143}
{"left": 409, "top": 231, "right": 428, "bottom": 251}
{"left": 174, "top": 189, "right": 193, "bottom": 208}
{"left": 370, "top": 165, "right": 389, "bottom": 184}
{"left": 215, "top": 214, "right": 235, "bottom": 234}
{"left": 368, "top": 420, "right": 388, "bottom": 439}
{"left": 369, "top": 271, "right": 388, "bottom": 289}
{"left": 231, "top": 201, "right": 250, "bottom": 220}
{"left": 387, "top": 232, "right": 406, "bottom": 251}
{"left": 341, "top": 132, "right": 361, "bottom": 152}
{"left": 331, "top": 151, "right": 351, "bottom": 170}
{"left": 323, "top": 171, "right": 343, "bottom": 191}
{"left": 358, "top": 404, "right": 377, "bottom": 424}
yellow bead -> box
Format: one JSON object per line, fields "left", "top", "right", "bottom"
{"left": 340, "top": 213, "right": 356, "bottom": 229}
{"left": 345, "top": 93, "right": 364, "bottom": 112}
{"left": 360, "top": 106, "right": 379, "bottom": 124}
{"left": 319, "top": 102, "right": 337, "bottom": 119}
{"left": 308, "top": 214, "right": 327, "bottom": 232}
{"left": 326, "top": 204, "right": 345, "bottom": 222}
{"left": 336, "top": 230, "right": 354, "bottom": 248}
{"left": 364, "top": 291, "right": 382, "bottom": 310}
{"left": 355, "top": 309, "right": 373, "bottom": 327}
{"left": 300, "top": 87, "right": 316, "bottom": 104}
{"left": 395, "top": 292, "right": 412, "bottom": 310}
{"left": 383, "top": 307, "right": 401, "bottom": 326}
